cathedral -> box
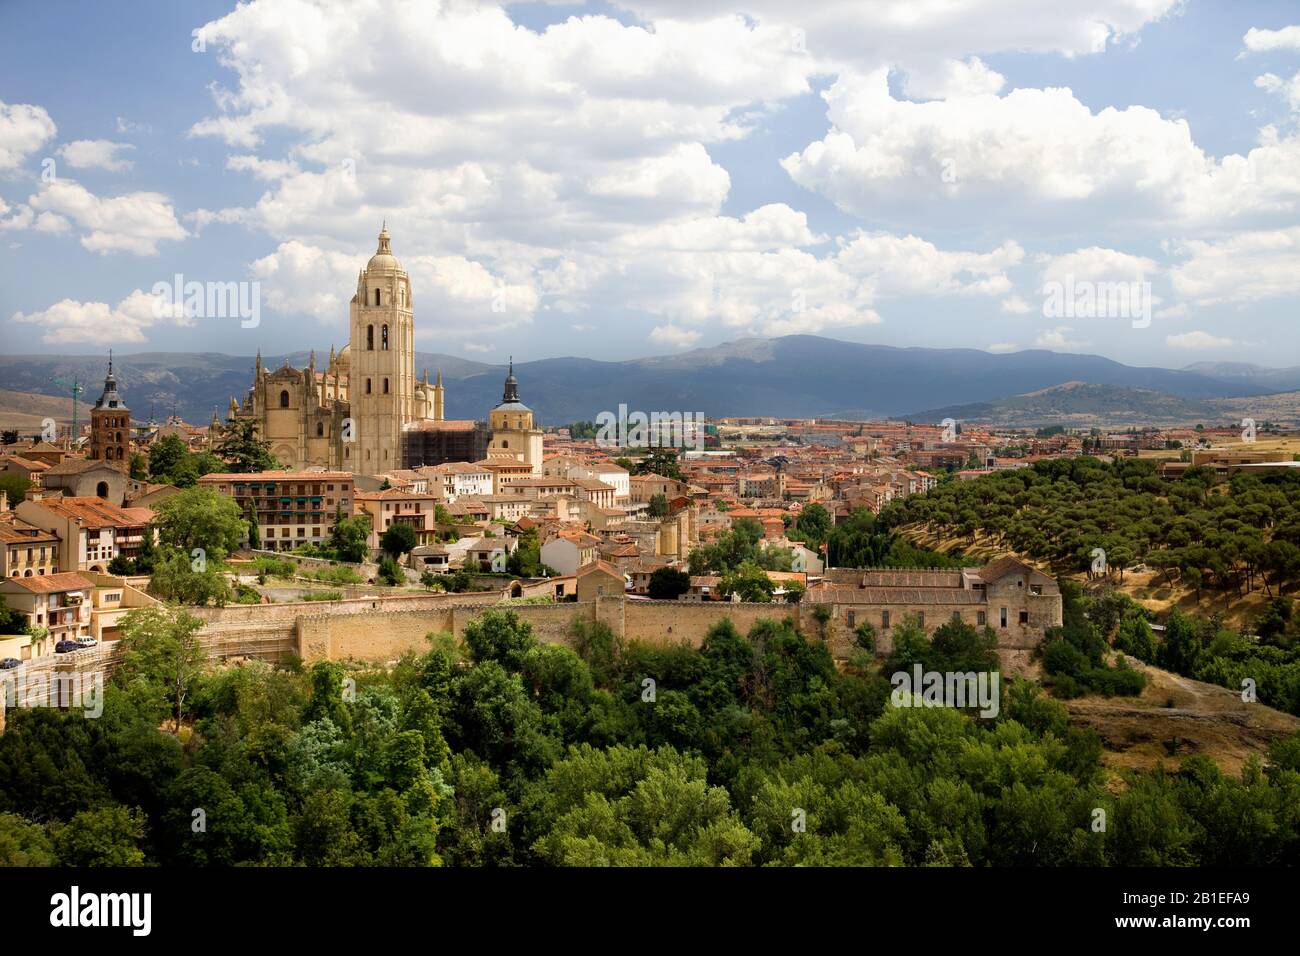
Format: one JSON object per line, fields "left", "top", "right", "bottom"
{"left": 228, "top": 225, "right": 448, "bottom": 473}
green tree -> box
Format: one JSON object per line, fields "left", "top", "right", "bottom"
{"left": 381, "top": 521, "right": 418, "bottom": 558}
{"left": 795, "top": 502, "right": 831, "bottom": 544}
{"left": 118, "top": 604, "right": 208, "bottom": 730}
{"left": 647, "top": 493, "right": 670, "bottom": 518}
{"left": 719, "top": 561, "right": 774, "bottom": 602}
{"left": 648, "top": 566, "right": 691, "bottom": 600}
{"left": 214, "top": 417, "right": 279, "bottom": 473}
{"left": 378, "top": 555, "right": 404, "bottom": 586}
{"left": 52, "top": 806, "right": 147, "bottom": 867}
{"left": 148, "top": 434, "right": 191, "bottom": 482}
{"left": 0, "top": 473, "right": 32, "bottom": 507}
{"left": 152, "top": 486, "right": 248, "bottom": 562}
{"left": 330, "top": 510, "right": 371, "bottom": 563}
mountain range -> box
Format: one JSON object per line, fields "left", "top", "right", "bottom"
{"left": 2, "top": 335, "right": 1299, "bottom": 430}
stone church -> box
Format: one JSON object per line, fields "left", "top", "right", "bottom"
{"left": 228, "top": 225, "right": 447, "bottom": 473}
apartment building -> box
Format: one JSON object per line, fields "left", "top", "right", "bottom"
{"left": 354, "top": 488, "right": 438, "bottom": 550}
{"left": 198, "top": 471, "right": 354, "bottom": 553}
{"left": 15, "top": 497, "right": 153, "bottom": 572}
{"left": 1, "top": 514, "right": 61, "bottom": 578}
{"left": 0, "top": 572, "right": 94, "bottom": 655}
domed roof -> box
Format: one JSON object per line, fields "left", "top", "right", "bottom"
{"left": 337, "top": 343, "right": 351, "bottom": 368}
{"left": 366, "top": 222, "right": 402, "bottom": 272}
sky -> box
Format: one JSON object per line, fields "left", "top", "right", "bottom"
{"left": 1, "top": 0, "right": 1299, "bottom": 370}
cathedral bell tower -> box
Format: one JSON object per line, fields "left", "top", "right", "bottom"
{"left": 348, "top": 222, "right": 415, "bottom": 472}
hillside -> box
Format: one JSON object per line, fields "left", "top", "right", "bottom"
{"left": 0, "top": 387, "right": 94, "bottom": 431}
{"left": 1065, "top": 661, "right": 1299, "bottom": 776}
{"left": 0, "top": 335, "right": 1268, "bottom": 429}
{"left": 911, "top": 381, "right": 1300, "bottom": 428}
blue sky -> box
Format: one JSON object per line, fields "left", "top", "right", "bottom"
{"left": 2, "top": 0, "right": 1299, "bottom": 369}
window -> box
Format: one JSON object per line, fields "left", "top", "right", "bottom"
{"left": 1019, "top": 610, "right": 1029, "bottom": 625}
{"left": 279, "top": 390, "right": 290, "bottom": 408}
{"left": 977, "top": 611, "right": 986, "bottom": 626}
{"left": 381, "top": 324, "right": 389, "bottom": 350}
{"left": 316, "top": 422, "right": 324, "bottom": 437}
{"left": 1000, "top": 607, "right": 1007, "bottom": 627}
{"left": 1030, "top": 584, "right": 1043, "bottom": 596}
{"left": 366, "top": 378, "right": 372, "bottom": 394}
{"left": 367, "top": 325, "right": 374, "bottom": 350}
{"left": 917, "top": 612, "right": 924, "bottom": 626}
{"left": 881, "top": 610, "right": 890, "bottom": 629}
{"left": 375, "top": 288, "right": 381, "bottom": 306}
{"left": 383, "top": 378, "right": 389, "bottom": 394}
{"left": 847, "top": 611, "right": 855, "bottom": 628}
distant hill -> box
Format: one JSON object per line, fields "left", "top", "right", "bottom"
{"left": 911, "top": 381, "right": 1300, "bottom": 428}
{"left": 0, "top": 387, "right": 94, "bottom": 432}
{"left": 0, "top": 335, "right": 1275, "bottom": 429}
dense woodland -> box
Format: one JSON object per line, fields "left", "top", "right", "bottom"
{"left": 3, "top": 605, "right": 1299, "bottom": 867}
{"left": 882, "top": 458, "right": 1300, "bottom": 596}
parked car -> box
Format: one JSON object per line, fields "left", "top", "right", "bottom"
{"left": 0, "top": 658, "right": 21, "bottom": 669}
{"left": 54, "top": 640, "right": 81, "bottom": 654}
{"left": 74, "top": 636, "right": 98, "bottom": 648}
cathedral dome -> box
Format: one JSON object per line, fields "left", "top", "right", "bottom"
{"left": 337, "top": 343, "right": 351, "bottom": 370}
{"left": 366, "top": 222, "right": 402, "bottom": 272}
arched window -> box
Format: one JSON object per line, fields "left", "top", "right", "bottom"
{"left": 116, "top": 431, "right": 122, "bottom": 443}
{"left": 383, "top": 378, "right": 389, "bottom": 394}
{"left": 316, "top": 422, "right": 324, "bottom": 437}
{"left": 381, "top": 324, "right": 389, "bottom": 350}
{"left": 367, "top": 325, "right": 374, "bottom": 350}
{"left": 96, "top": 481, "right": 109, "bottom": 499}
{"left": 375, "top": 288, "right": 381, "bottom": 306}
{"left": 280, "top": 390, "right": 290, "bottom": 408}
{"left": 366, "top": 379, "right": 372, "bottom": 394}
{"left": 502, "top": 440, "right": 509, "bottom": 448}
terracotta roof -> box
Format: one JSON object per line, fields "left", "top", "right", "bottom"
{"left": 577, "top": 559, "right": 625, "bottom": 579}
{"left": 0, "top": 517, "right": 60, "bottom": 544}
{"left": 3, "top": 456, "right": 50, "bottom": 471}
{"left": 27, "top": 496, "right": 152, "bottom": 529}
{"left": 0, "top": 571, "right": 93, "bottom": 594}
{"left": 41, "top": 458, "right": 116, "bottom": 477}
{"left": 199, "top": 471, "right": 354, "bottom": 481}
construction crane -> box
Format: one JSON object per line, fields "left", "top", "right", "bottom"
{"left": 48, "top": 374, "right": 84, "bottom": 448}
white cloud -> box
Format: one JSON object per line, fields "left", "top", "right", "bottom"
{"left": 903, "top": 57, "right": 1006, "bottom": 100}
{"left": 1035, "top": 326, "right": 1087, "bottom": 349}
{"left": 248, "top": 237, "right": 538, "bottom": 336}
{"left": 1041, "top": 247, "right": 1159, "bottom": 285}
{"left": 1166, "top": 330, "right": 1233, "bottom": 349}
{"left": 1000, "top": 295, "right": 1031, "bottom": 314}
{"left": 56, "top": 139, "right": 135, "bottom": 172}
{"left": 10, "top": 289, "right": 191, "bottom": 345}
{"left": 1243, "top": 25, "right": 1300, "bottom": 53}
{"left": 1256, "top": 71, "right": 1300, "bottom": 112}
{"left": 987, "top": 342, "right": 1020, "bottom": 352}
{"left": 1168, "top": 226, "right": 1300, "bottom": 305}
{"left": 649, "top": 324, "right": 701, "bottom": 348}
{"left": 782, "top": 68, "right": 1300, "bottom": 232}
{"left": 0, "top": 100, "right": 56, "bottom": 172}
{"left": 26, "top": 179, "right": 186, "bottom": 255}
{"left": 835, "top": 233, "right": 1022, "bottom": 296}
{"left": 462, "top": 342, "right": 492, "bottom": 353}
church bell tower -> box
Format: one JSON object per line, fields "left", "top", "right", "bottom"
{"left": 348, "top": 223, "right": 415, "bottom": 472}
